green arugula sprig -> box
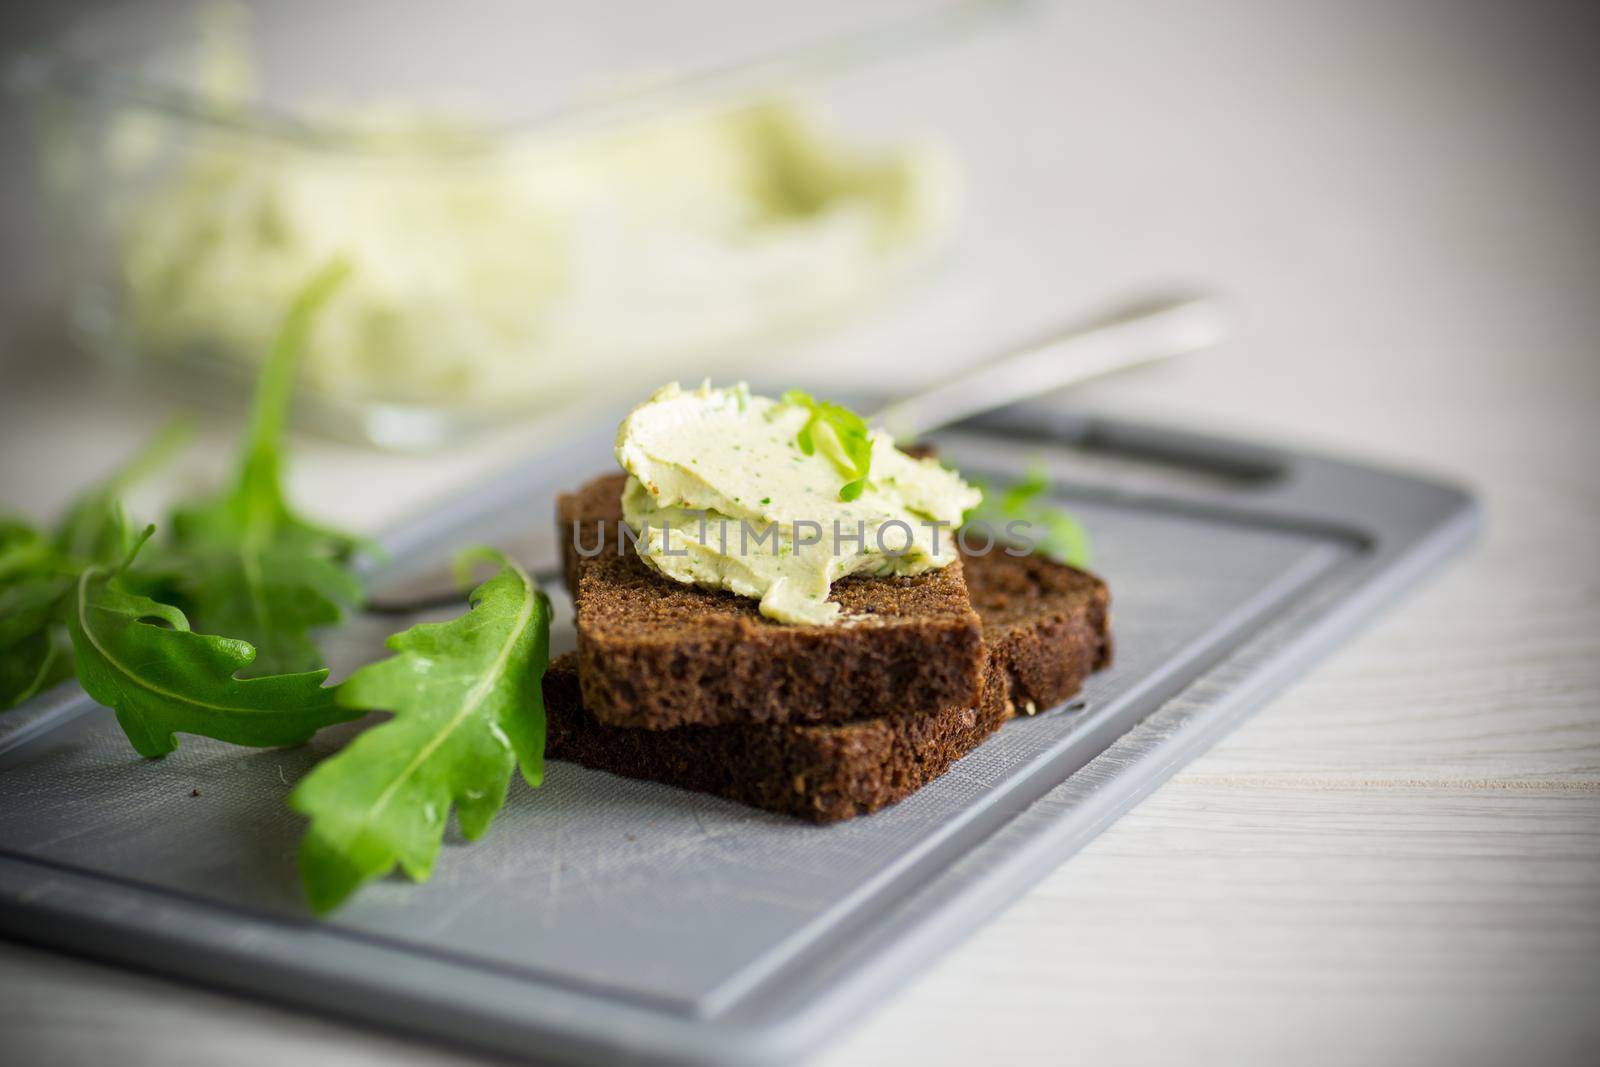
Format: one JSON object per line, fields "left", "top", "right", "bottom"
{"left": 0, "top": 551, "right": 73, "bottom": 710}
{"left": 0, "top": 517, "right": 75, "bottom": 707}
{"left": 2, "top": 258, "right": 365, "bottom": 739}
{"left": 781, "top": 389, "right": 873, "bottom": 501}
{"left": 291, "top": 549, "right": 550, "bottom": 913}
{"left": 168, "top": 258, "right": 364, "bottom": 676}
{"left": 1, "top": 259, "right": 556, "bottom": 914}
{"left": 0, "top": 523, "right": 71, "bottom": 649}
{"left": 0, "top": 420, "right": 191, "bottom": 710}
{"left": 966, "top": 465, "right": 1092, "bottom": 568}
{"left": 70, "top": 527, "right": 355, "bottom": 758}
{"left": 61, "top": 257, "right": 365, "bottom": 747}
{"left": 57, "top": 417, "right": 192, "bottom": 568}
{"left": 0, "top": 627, "right": 69, "bottom": 711}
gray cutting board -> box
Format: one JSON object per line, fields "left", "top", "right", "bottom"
{"left": 0, "top": 404, "right": 1476, "bottom": 1065}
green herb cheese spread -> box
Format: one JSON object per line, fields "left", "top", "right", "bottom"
{"left": 615, "top": 382, "right": 979, "bottom": 625}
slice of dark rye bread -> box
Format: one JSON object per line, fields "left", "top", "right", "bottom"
{"left": 964, "top": 546, "right": 1114, "bottom": 715}
{"left": 559, "top": 472, "right": 986, "bottom": 729}
{"left": 542, "top": 547, "right": 1112, "bottom": 822}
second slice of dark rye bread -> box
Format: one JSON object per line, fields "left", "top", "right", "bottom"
{"left": 560, "top": 473, "right": 986, "bottom": 729}
{"left": 543, "top": 547, "right": 1112, "bottom": 822}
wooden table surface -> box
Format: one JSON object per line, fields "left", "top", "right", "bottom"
{"left": 1, "top": 2, "right": 1596, "bottom": 1064}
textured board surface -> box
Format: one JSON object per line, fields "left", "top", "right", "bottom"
{"left": 0, "top": 404, "right": 1476, "bottom": 1065}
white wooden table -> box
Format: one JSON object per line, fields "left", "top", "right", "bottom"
{"left": 1, "top": 2, "right": 1597, "bottom": 1064}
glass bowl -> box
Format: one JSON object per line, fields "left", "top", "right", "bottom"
{"left": 9, "top": 0, "right": 1011, "bottom": 448}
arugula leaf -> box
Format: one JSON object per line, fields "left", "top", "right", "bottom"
{"left": 966, "top": 465, "right": 1092, "bottom": 568}
{"left": 781, "top": 389, "right": 874, "bottom": 501}
{"left": 0, "top": 566, "right": 74, "bottom": 709}
{"left": 56, "top": 418, "right": 191, "bottom": 567}
{"left": 5, "top": 267, "right": 353, "bottom": 717}
{"left": 1, "top": 423, "right": 197, "bottom": 713}
{"left": 68, "top": 528, "right": 355, "bottom": 758}
{"left": 2, "top": 415, "right": 197, "bottom": 710}
{"left": 0, "top": 520, "right": 60, "bottom": 584}
{"left": 0, "top": 572, "right": 73, "bottom": 649}
{"left": 0, "top": 626, "right": 71, "bottom": 710}
{"left": 0, "top": 521, "right": 71, "bottom": 643}
{"left": 291, "top": 549, "right": 549, "bottom": 913}
{"left": 168, "top": 259, "right": 363, "bottom": 676}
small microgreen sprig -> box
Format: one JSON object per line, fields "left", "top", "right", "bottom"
{"left": 966, "top": 464, "right": 1092, "bottom": 568}
{"left": 781, "top": 390, "right": 873, "bottom": 502}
